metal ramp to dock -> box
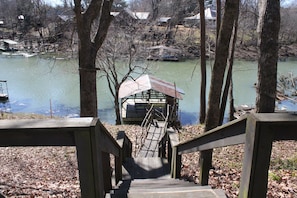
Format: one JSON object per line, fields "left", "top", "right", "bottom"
{"left": 137, "top": 121, "right": 166, "bottom": 157}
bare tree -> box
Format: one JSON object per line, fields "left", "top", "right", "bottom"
{"left": 279, "top": 6, "right": 297, "bottom": 44}
{"left": 73, "top": 0, "right": 114, "bottom": 117}
{"left": 97, "top": 27, "right": 148, "bottom": 124}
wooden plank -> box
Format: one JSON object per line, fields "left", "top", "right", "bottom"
{"left": 239, "top": 113, "right": 297, "bottom": 198}
{"left": 171, "top": 147, "right": 181, "bottom": 179}
{"left": 102, "top": 152, "right": 112, "bottom": 192}
{"left": 98, "top": 122, "right": 121, "bottom": 157}
{"left": 0, "top": 118, "right": 95, "bottom": 146}
{"left": 115, "top": 156, "right": 122, "bottom": 184}
{"left": 177, "top": 117, "right": 247, "bottom": 155}
{"left": 239, "top": 114, "right": 274, "bottom": 198}
{"left": 91, "top": 120, "right": 109, "bottom": 198}
{"left": 0, "top": 130, "right": 75, "bottom": 146}
{"left": 75, "top": 129, "right": 99, "bottom": 198}
{"left": 0, "top": 118, "right": 94, "bottom": 129}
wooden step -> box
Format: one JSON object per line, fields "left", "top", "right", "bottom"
{"left": 122, "top": 157, "right": 170, "bottom": 179}
{"left": 107, "top": 178, "right": 226, "bottom": 198}
{"left": 107, "top": 157, "right": 226, "bottom": 198}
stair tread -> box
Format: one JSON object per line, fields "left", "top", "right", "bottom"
{"left": 107, "top": 187, "right": 226, "bottom": 198}
{"left": 113, "top": 179, "right": 201, "bottom": 191}
{"left": 123, "top": 157, "right": 170, "bottom": 179}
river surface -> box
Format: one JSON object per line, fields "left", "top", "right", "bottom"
{"left": 0, "top": 55, "right": 297, "bottom": 125}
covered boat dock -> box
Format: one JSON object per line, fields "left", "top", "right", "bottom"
{"left": 119, "top": 74, "right": 184, "bottom": 126}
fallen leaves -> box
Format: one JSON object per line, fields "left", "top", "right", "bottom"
{"left": 179, "top": 125, "right": 297, "bottom": 198}
{"left": 0, "top": 120, "right": 296, "bottom": 197}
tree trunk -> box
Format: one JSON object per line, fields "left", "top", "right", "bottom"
{"left": 219, "top": 8, "right": 239, "bottom": 125}
{"left": 229, "top": 79, "right": 235, "bottom": 121}
{"left": 200, "top": 0, "right": 239, "bottom": 186}
{"left": 74, "top": 0, "right": 114, "bottom": 117}
{"left": 199, "top": 0, "right": 206, "bottom": 124}
{"left": 256, "top": 0, "right": 280, "bottom": 113}
{"left": 205, "top": 0, "right": 239, "bottom": 131}
{"left": 115, "top": 89, "right": 121, "bottom": 125}
{"left": 80, "top": 68, "right": 98, "bottom": 117}
{"left": 151, "top": 0, "right": 161, "bottom": 21}
{"left": 78, "top": 38, "right": 98, "bottom": 117}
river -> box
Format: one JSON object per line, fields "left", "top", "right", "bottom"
{"left": 0, "top": 55, "right": 297, "bottom": 125}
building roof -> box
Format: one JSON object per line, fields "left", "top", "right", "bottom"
{"left": 119, "top": 74, "right": 184, "bottom": 99}
{"left": 58, "top": 15, "right": 74, "bottom": 22}
{"left": 132, "top": 12, "right": 150, "bottom": 20}
{"left": 184, "top": 8, "right": 216, "bottom": 20}
{"left": 111, "top": 10, "right": 150, "bottom": 20}
{"left": 1, "top": 39, "right": 18, "bottom": 45}
{"left": 158, "top": 17, "right": 171, "bottom": 23}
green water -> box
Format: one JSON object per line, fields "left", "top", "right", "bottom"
{"left": 0, "top": 55, "right": 296, "bottom": 124}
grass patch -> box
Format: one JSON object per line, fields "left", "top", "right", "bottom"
{"left": 270, "top": 155, "right": 297, "bottom": 170}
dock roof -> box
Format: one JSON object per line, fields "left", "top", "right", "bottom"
{"left": 119, "top": 74, "right": 184, "bottom": 99}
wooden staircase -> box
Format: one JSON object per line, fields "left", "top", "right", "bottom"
{"left": 106, "top": 109, "right": 226, "bottom": 198}
{"left": 106, "top": 157, "right": 226, "bottom": 198}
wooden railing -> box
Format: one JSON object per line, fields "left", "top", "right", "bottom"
{"left": 0, "top": 118, "right": 132, "bottom": 198}
{"left": 162, "top": 113, "right": 297, "bottom": 198}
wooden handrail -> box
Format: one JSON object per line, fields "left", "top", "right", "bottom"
{"left": 0, "top": 118, "right": 123, "bottom": 198}
{"left": 177, "top": 115, "right": 247, "bottom": 155}
{"left": 169, "top": 113, "right": 297, "bottom": 198}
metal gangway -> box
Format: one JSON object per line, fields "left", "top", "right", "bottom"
{"left": 135, "top": 104, "right": 169, "bottom": 157}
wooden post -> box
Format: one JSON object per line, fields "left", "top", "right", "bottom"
{"left": 199, "top": 149, "right": 213, "bottom": 185}
{"left": 102, "top": 152, "right": 112, "bottom": 192}
{"left": 115, "top": 155, "right": 122, "bottom": 184}
{"left": 75, "top": 129, "right": 104, "bottom": 198}
{"left": 167, "top": 137, "right": 172, "bottom": 164}
{"left": 158, "top": 136, "right": 166, "bottom": 158}
{"left": 171, "top": 147, "right": 181, "bottom": 178}
{"left": 239, "top": 115, "right": 273, "bottom": 198}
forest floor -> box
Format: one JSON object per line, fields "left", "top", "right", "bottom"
{"left": 0, "top": 113, "right": 296, "bottom": 197}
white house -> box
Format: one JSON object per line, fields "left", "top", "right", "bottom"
{"left": 184, "top": 8, "right": 216, "bottom": 27}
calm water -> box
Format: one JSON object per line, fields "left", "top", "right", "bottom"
{"left": 0, "top": 55, "right": 297, "bottom": 125}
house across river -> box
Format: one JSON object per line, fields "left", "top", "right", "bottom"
{"left": 119, "top": 74, "right": 184, "bottom": 127}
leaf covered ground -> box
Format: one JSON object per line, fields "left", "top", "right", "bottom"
{"left": 0, "top": 114, "right": 296, "bottom": 197}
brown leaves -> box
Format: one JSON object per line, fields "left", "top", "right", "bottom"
{"left": 180, "top": 125, "right": 297, "bottom": 198}
{"left": 0, "top": 147, "right": 80, "bottom": 197}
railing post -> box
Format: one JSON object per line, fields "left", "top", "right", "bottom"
{"left": 171, "top": 146, "right": 181, "bottom": 178}
{"left": 167, "top": 137, "right": 172, "bottom": 164}
{"left": 75, "top": 122, "right": 105, "bottom": 198}
{"left": 199, "top": 149, "right": 213, "bottom": 185}
{"left": 102, "top": 152, "right": 112, "bottom": 192}
{"left": 239, "top": 114, "right": 273, "bottom": 198}
{"left": 158, "top": 135, "right": 167, "bottom": 158}
{"left": 115, "top": 155, "right": 122, "bottom": 184}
